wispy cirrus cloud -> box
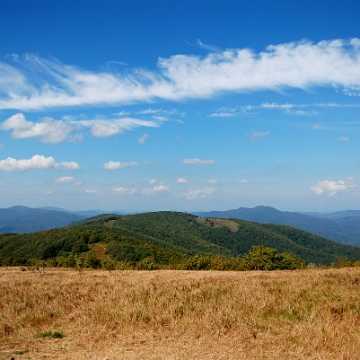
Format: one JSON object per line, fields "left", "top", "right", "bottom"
{"left": 250, "top": 130, "right": 270, "bottom": 141}
{"left": 311, "top": 177, "right": 356, "bottom": 196}
{"left": 0, "top": 155, "right": 80, "bottom": 172}
{"left": 210, "top": 102, "right": 360, "bottom": 118}
{"left": 1, "top": 39, "right": 360, "bottom": 110}
{"left": 182, "top": 158, "right": 215, "bottom": 165}
{"left": 138, "top": 133, "right": 149, "bottom": 144}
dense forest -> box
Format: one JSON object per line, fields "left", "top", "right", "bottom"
{"left": 1, "top": 211, "right": 360, "bottom": 270}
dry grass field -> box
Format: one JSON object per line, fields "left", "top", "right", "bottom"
{"left": 1, "top": 267, "right": 360, "bottom": 360}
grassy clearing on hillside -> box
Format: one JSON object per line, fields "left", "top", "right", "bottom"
{"left": 196, "top": 217, "right": 239, "bottom": 232}
{"left": 1, "top": 268, "right": 360, "bottom": 359}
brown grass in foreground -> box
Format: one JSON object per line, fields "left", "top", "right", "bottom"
{"left": 1, "top": 268, "right": 360, "bottom": 360}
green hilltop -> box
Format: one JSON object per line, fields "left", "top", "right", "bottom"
{"left": 1, "top": 211, "right": 360, "bottom": 269}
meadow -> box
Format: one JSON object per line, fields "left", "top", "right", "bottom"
{"left": 1, "top": 267, "right": 360, "bottom": 359}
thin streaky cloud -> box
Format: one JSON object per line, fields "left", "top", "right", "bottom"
{"left": 182, "top": 158, "right": 215, "bottom": 165}
{"left": 138, "top": 133, "right": 149, "bottom": 144}
{"left": 250, "top": 130, "right": 270, "bottom": 141}
{"left": 1, "top": 39, "right": 360, "bottom": 110}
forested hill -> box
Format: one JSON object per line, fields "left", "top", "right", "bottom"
{"left": 195, "top": 206, "right": 360, "bottom": 246}
{"left": 1, "top": 211, "right": 360, "bottom": 268}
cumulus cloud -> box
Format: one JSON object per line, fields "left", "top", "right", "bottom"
{"left": 184, "top": 188, "right": 216, "bottom": 200}
{"left": 339, "top": 136, "right": 350, "bottom": 141}
{"left": 142, "top": 183, "right": 170, "bottom": 196}
{"left": 0, "top": 155, "right": 80, "bottom": 172}
{"left": 182, "top": 158, "right": 215, "bottom": 165}
{"left": 54, "top": 176, "right": 83, "bottom": 185}
{"left": 311, "top": 177, "right": 357, "bottom": 196}
{"left": 177, "top": 178, "right": 187, "bottom": 184}
{"left": 0, "top": 113, "right": 73, "bottom": 143}
{"left": 208, "top": 179, "right": 217, "bottom": 184}
{"left": 60, "top": 161, "right": 80, "bottom": 170}
{"left": 104, "top": 161, "right": 138, "bottom": 170}
{"left": 113, "top": 187, "right": 136, "bottom": 195}
{"left": 1, "top": 39, "right": 360, "bottom": 110}
{"left": 138, "top": 133, "right": 149, "bottom": 144}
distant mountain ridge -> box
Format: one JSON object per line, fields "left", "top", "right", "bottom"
{"left": 0, "top": 206, "right": 130, "bottom": 234}
{"left": 195, "top": 206, "right": 360, "bottom": 246}
{"left": 0, "top": 206, "right": 86, "bottom": 234}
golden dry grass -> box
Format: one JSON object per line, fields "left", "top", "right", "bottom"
{"left": 1, "top": 267, "right": 360, "bottom": 359}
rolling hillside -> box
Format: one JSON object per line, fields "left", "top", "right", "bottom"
{"left": 195, "top": 206, "right": 360, "bottom": 246}
{"left": 1, "top": 211, "right": 360, "bottom": 268}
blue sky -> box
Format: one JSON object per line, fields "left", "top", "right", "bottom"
{"left": 0, "top": 0, "right": 360, "bottom": 212}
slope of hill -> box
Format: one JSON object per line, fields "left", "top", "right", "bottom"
{"left": 195, "top": 206, "right": 360, "bottom": 246}
{"left": 1, "top": 211, "right": 360, "bottom": 267}
{"left": 0, "top": 206, "right": 85, "bottom": 234}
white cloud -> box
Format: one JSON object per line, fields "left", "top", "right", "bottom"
{"left": 339, "top": 136, "right": 350, "bottom": 142}
{"left": 208, "top": 179, "right": 217, "bottom": 184}
{"left": 312, "top": 124, "right": 323, "bottom": 130}
{"left": 0, "top": 114, "right": 164, "bottom": 143}
{"left": 250, "top": 131, "right": 270, "bottom": 141}
{"left": 2, "top": 39, "right": 360, "bottom": 110}
{"left": 138, "top": 133, "right": 149, "bottom": 144}
{"left": 83, "top": 118, "right": 159, "bottom": 137}
{"left": 85, "top": 189, "right": 100, "bottom": 195}
{"left": 142, "top": 184, "right": 170, "bottom": 196}
{"left": 182, "top": 158, "right": 215, "bottom": 165}
{"left": 0, "top": 113, "right": 73, "bottom": 143}
{"left": 311, "top": 177, "right": 357, "bottom": 196}
{"left": 184, "top": 188, "right": 216, "bottom": 200}
{"left": 0, "top": 155, "right": 80, "bottom": 172}
{"left": 54, "top": 176, "right": 83, "bottom": 185}
{"left": 54, "top": 176, "right": 75, "bottom": 183}
{"left": 209, "top": 112, "right": 235, "bottom": 118}
{"left": 60, "top": 161, "right": 80, "bottom": 170}
{"left": 177, "top": 178, "right": 187, "bottom": 184}
{"left": 149, "top": 179, "right": 157, "bottom": 185}
{"left": 113, "top": 187, "right": 136, "bottom": 195}
{"left": 104, "top": 161, "right": 138, "bottom": 170}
